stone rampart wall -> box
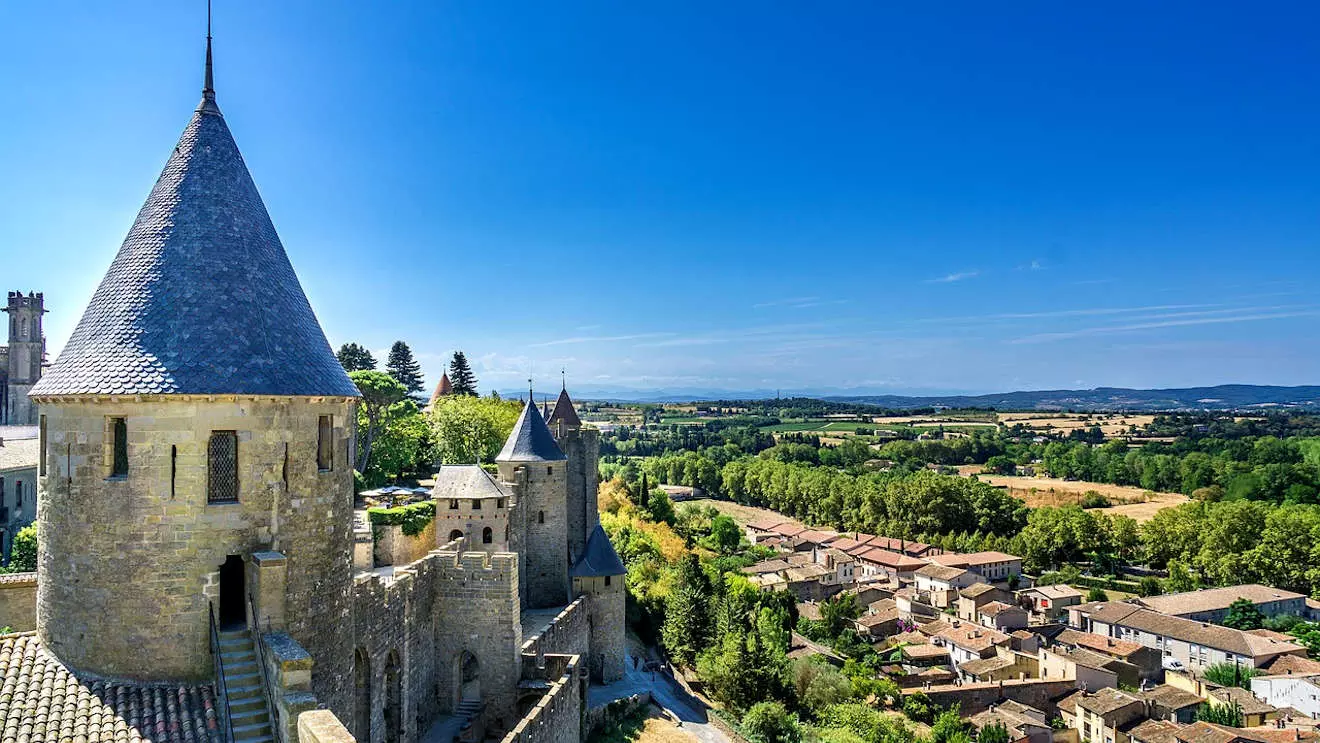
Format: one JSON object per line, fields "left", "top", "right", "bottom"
{"left": 500, "top": 654, "right": 582, "bottom": 743}
{"left": 903, "top": 678, "right": 1078, "bottom": 715}
{"left": 372, "top": 520, "right": 437, "bottom": 567}
{"left": 0, "top": 573, "right": 36, "bottom": 632}
{"left": 521, "top": 597, "right": 589, "bottom": 662}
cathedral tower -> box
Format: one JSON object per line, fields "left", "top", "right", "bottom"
{"left": 497, "top": 396, "right": 569, "bottom": 609}
{"left": 548, "top": 384, "right": 599, "bottom": 562}
{"left": 3, "top": 291, "right": 45, "bottom": 424}
{"left": 30, "top": 30, "right": 359, "bottom": 716}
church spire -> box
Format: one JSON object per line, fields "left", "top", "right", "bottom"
{"left": 199, "top": 0, "right": 220, "bottom": 115}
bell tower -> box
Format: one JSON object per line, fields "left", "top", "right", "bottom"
{"left": 4, "top": 291, "right": 46, "bottom": 424}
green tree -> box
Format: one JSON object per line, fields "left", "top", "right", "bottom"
{"left": 336, "top": 342, "right": 377, "bottom": 371}
{"left": 1164, "top": 560, "right": 1197, "bottom": 593}
{"left": 1137, "top": 576, "right": 1164, "bottom": 597}
{"left": 709, "top": 514, "right": 742, "bottom": 554}
{"left": 1222, "top": 598, "right": 1266, "bottom": 630}
{"left": 662, "top": 554, "right": 713, "bottom": 667}
{"left": 351, "top": 370, "right": 408, "bottom": 473}
{"left": 1195, "top": 702, "right": 1243, "bottom": 727}
{"left": 978, "top": 721, "right": 1011, "bottom": 743}
{"left": 385, "top": 341, "right": 425, "bottom": 395}
{"left": 820, "top": 592, "right": 861, "bottom": 638}
{"left": 1202, "top": 662, "right": 1257, "bottom": 690}
{"left": 448, "top": 351, "right": 479, "bottom": 396}
{"left": 789, "top": 657, "right": 852, "bottom": 717}
{"left": 1086, "top": 587, "right": 1110, "bottom": 602}
{"left": 6, "top": 524, "right": 36, "bottom": 573}
{"left": 646, "top": 490, "right": 676, "bottom": 526}
{"left": 743, "top": 702, "right": 801, "bottom": 743}
{"left": 428, "top": 395, "right": 521, "bottom": 464}
{"left": 362, "top": 402, "right": 432, "bottom": 486}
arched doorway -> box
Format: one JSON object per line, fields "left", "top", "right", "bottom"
{"left": 384, "top": 650, "right": 401, "bottom": 743}
{"left": 449, "top": 529, "right": 464, "bottom": 542}
{"left": 218, "top": 555, "right": 245, "bottom": 628}
{"left": 354, "top": 648, "right": 371, "bottom": 741}
{"left": 452, "top": 650, "right": 480, "bottom": 708}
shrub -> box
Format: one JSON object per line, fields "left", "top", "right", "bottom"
{"left": 1079, "top": 491, "right": 1111, "bottom": 509}
{"left": 6, "top": 524, "right": 36, "bottom": 573}
{"left": 368, "top": 501, "right": 436, "bottom": 536}
{"left": 1085, "top": 587, "right": 1110, "bottom": 602}
{"left": 743, "top": 702, "right": 802, "bottom": 743}
{"left": 1202, "top": 663, "right": 1256, "bottom": 690}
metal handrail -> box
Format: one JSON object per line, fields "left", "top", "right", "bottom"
{"left": 246, "top": 591, "right": 279, "bottom": 740}
{"left": 209, "top": 603, "right": 236, "bottom": 743}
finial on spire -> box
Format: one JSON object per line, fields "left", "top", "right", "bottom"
{"left": 528, "top": 376, "right": 534, "bottom": 405}
{"left": 561, "top": 367, "right": 566, "bottom": 391}
{"left": 199, "top": 0, "right": 220, "bottom": 114}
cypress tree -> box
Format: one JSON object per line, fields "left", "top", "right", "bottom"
{"left": 448, "top": 351, "right": 479, "bottom": 396}
{"left": 336, "top": 342, "right": 377, "bottom": 372}
{"left": 385, "top": 341, "right": 425, "bottom": 395}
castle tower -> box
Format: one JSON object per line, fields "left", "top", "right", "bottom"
{"left": 548, "top": 385, "right": 599, "bottom": 562}
{"left": 496, "top": 395, "right": 569, "bottom": 609}
{"left": 29, "top": 31, "right": 360, "bottom": 717}
{"left": 571, "top": 524, "right": 626, "bottom": 683}
{"left": 3, "top": 291, "right": 46, "bottom": 424}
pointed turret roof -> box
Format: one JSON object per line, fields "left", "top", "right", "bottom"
{"left": 572, "top": 524, "right": 626, "bottom": 577}
{"left": 31, "top": 34, "right": 357, "bottom": 399}
{"left": 497, "top": 397, "right": 566, "bottom": 462}
{"left": 428, "top": 372, "right": 453, "bottom": 406}
{"left": 548, "top": 385, "right": 582, "bottom": 429}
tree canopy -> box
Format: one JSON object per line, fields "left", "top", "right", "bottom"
{"left": 336, "top": 342, "right": 376, "bottom": 372}
{"left": 448, "top": 351, "right": 479, "bottom": 396}
{"left": 386, "top": 341, "right": 425, "bottom": 395}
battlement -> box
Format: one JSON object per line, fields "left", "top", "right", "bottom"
{"left": 5, "top": 291, "right": 44, "bottom": 310}
{"left": 501, "top": 654, "right": 582, "bottom": 743}
{"left": 520, "top": 596, "right": 588, "bottom": 663}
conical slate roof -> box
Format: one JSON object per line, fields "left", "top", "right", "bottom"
{"left": 571, "top": 524, "right": 626, "bottom": 577}
{"left": 547, "top": 386, "right": 582, "bottom": 428}
{"left": 30, "top": 45, "right": 358, "bottom": 399}
{"left": 497, "top": 398, "right": 566, "bottom": 462}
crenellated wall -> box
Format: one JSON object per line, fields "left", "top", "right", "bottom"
{"left": 351, "top": 548, "right": 522, "bottom": 743}
{"left": 501, "top": 654, "right": 583, "bottom": 743}
{"left": 520, "top": 597, "right": 589, "bottom": 663}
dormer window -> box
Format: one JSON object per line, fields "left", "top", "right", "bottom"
{"left": 449, "top": 499, "right": 459, "bottom": 510}
{"left": 472, "top": 499, "right": 482, "bottom": 510}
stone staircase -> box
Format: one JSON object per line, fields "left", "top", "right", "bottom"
{"left": 454, "top": 699, "right": 484, "bottom": 743}
{"left": 218, "top": 629, "right": 274, "bottom": 743}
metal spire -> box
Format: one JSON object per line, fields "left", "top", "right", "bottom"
{"left": 561, "top": 367, "right": 566, "bottom": 391}
{"left": 199, "top": 0, "right": 220, "bottom": 114}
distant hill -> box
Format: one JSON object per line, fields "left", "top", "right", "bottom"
{"left": 823, "top": 384, "right": 1320, "bottom": 412}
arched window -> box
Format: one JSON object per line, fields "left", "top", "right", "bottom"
{"left": 537, "top": 511, "right": 545, "bottom": 524}
{"left": 449, "top": 529, "right": 464, "bottom": 542}
{"left": 14, "top": 481, "right": 21, "bottom": 508}
{"left": 384, "top": 651, "right": 401, "bottom": 743}
{"left": 19, "top": 318, "right": 26, "bottom": 339}
{"left": 482, "top": 527, "right": 493, "bottom": 544}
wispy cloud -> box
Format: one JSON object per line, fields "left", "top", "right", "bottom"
{"left": 528, "top": 332, "right": 675, "bottom": 348}
{"left": 1018, "top": 260, "right": 1043, "bottom": 271}
{"left": 926, "top": 270, "right": 980, "bottom": 283}
{"left": 1010, "top": 308, "right": 1320, "bottom": 344}
{"left": 913, "top": 303, "right": 1222, "bottom": 325}
{"left": 752, "top": 296, "right": 850, "bottom": 309}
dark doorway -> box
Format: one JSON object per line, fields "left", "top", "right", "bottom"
{"left": 218, "top": 555, "right": 245, "bottom": 628}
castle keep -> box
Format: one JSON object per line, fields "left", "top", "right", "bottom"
{"left": 12, "top": 30, "right": 624, "bottom": 743}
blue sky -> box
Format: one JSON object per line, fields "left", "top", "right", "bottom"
{"left": 2, "top": 2, "right": 1318, "bottom": 396}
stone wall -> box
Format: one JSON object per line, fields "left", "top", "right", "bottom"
{"left": 501, "top": 654, "right": 582, "bottom": 743}
{"left": 298, "top": 710, "right": 356, "bottom": 743}
{"left": 903, "top": 679, "right": 1079, "bottom": 715}
{"left": 372, "top": 520, "right": 437, "bottom": 567}
{"left": 0, "top": 572, "right": 36, "bottom": 632}
{"left": 352, "top": 548, "right": 522, "bottom": 743}
{"left": 34, "top": 395, "right": 357, "bottom": 712}
{"left": 522, "top": 597, "right": 589, "bottom": 662}
{"left": 554, "top": 427, "right": 598, "bottom": 565}
{"left": 572, "top": 575, "right": 625, "bottom": 683}
{"left": 500, "top": 463, "right": 568, "bottom": 610}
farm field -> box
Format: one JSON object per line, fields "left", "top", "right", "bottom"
{"left": 958, "top": 468, "right": 1189, "bottom": 522}
{"left": 997, "top": 412, "right": 1157, "bottom": 436}
{"left": 685, "top": 498, "right": 806, "bottom": 531}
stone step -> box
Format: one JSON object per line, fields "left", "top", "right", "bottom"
{"left": 230, "top": 708, "right": 269, "bottom": 726}
{"left": 229, "top": 696, "right": 267, "bottom": 714}
{"left": 233, "top": 721, "right": 272, "bottom": 738}
{"left": 234, "top": 736, "right": 273, "bottom": 743}
{"left": 224, "top": 659, "right": 259, "bottom": 675}
{"left": 225, "top": 671, "right": 261, "bottom": 687}
{"left": 221, "top": 649, "right": 256, "bottom": 662}
{"left": 228, "top": 682, "right": 263, "bottom": 699}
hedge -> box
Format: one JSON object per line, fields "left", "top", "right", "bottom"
{"left": 368, "top": 501, "right": 436, "bottom": 536}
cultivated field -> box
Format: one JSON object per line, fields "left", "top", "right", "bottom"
{"left": 996, "top": 412, "right": 1157, "bottom": 437}
{"left": 960, "top": 469, "right": 1189, "bottom": 522}
{"left": 685, "top": 498, "right": 806, "bottom": 530}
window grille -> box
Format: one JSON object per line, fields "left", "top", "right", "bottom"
{"left": 208, "top": 431, "right": 239, "bottom": 502}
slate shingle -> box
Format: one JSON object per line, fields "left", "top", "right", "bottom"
{"left": 496, "top": 400, "right": 565, "bottom": 462}
{"left": 30, "top": 89, "right": 357, "bottom": 398}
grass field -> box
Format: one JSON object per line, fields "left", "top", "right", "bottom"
{"left": 960, "top": 469, "right": 1189, "bottom": 522}
{"left": 685, "top": 498, "right": 806, "bottom": 530}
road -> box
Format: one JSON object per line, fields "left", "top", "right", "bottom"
{"left": 589, "top": 653, "right": 733, "bottom": 743}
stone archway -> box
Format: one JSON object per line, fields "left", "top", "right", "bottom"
{"left": 451, "top": 650, "right": 480, "bottom": 708}
{"left": 354, "top": 648, "right": 371, "bottom": 741}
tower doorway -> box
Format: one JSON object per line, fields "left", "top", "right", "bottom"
{"left": 218, "top": 555, "right": 245, "bottom": 628}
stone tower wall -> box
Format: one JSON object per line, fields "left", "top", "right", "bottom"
{"left": 571, "top": 575, "right": 625, "bottom": 683}
{"left": 34, "top": 395, "right": 356, "bottom": 699}
{"left": 5, "top": 291, "right": 44, "bottom": 425}
{"left": 499, "top": 462, "right": 568, "bottom": 610}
